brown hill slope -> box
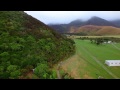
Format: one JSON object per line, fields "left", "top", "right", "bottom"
{"left": 69, "top": 25, "right": 120, "bottom": 35}
{"left": 96, "top": 26, "right": 120, "bottom": 35}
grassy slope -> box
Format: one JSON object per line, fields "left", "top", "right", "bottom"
{"left": 61, "top": 39, "right": 120, "bottom": 79}
{"left": 114, "top": 43, "right": 120, "bottom": 48}
{"left": 96, "top": 26, "right": 120, "bottom": 35}
{"left": 69, "top": 25, "right": 120, "bottom": 35}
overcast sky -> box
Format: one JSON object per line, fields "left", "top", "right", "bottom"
{"left": 24, "top": 11, "right": 120, "bottom": 24}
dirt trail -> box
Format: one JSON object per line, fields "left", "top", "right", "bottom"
{"left": 56, "top": 63, "right": 62, "bottom": 79}
{"left": 57, "top": 70, "right": 61, "bottom": 79}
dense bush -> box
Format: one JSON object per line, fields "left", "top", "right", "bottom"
{"left": 0, "top": 11, "right": 75, "bottom": 79}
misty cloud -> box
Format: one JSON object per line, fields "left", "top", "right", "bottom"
{"left": 24, "top": 11, "right": 120, "bottom": 24}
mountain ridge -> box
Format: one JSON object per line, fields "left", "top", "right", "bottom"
{"left": 83, "top": 16, "right": 117, "bottom": 27}
{"left": 48, "top": 16, "right": 120, "bottom": 35}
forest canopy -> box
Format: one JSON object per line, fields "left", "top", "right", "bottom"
{"left": 0, "top": 11, "right": 75, "bottom": 79}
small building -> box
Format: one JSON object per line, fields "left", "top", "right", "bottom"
{"left": 105, "top": 60, "right": 120, "bottom": 66}
{"left": 108, "top": 41, "right": 112, "bottom": 44}
{"left": 103, "top": 41, "right": 112, "bottom": 44}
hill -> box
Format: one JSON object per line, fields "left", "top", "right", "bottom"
{"left": 48, "top": 16, "right": 120, "bottom": 35}
{"left": 84, "top": 16, "right": 117, "bottom": 27}
{"left": 68, "top": 19, "right": 85, "bottom": 27}
{"left": 0, "top": 11, "right": 75, "bottom": 79}
{"left": 69, "top": 25, "right": 120, "bottom": 35}
{"left": 69, "top": 25, "right": 102, "bottom": 35}
{"left": 48, "top": 24, "right": 68, "bottom": 33}
{"left": 110, "top": 20, "right": 120, "bottom": 27}
{"left": 96, "top": 26, "right": 120, "bottom": 35}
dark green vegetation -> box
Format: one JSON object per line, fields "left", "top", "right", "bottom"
{"left": 78, "top": 37, "right": 120, "bottom": 45}
{"left": 0, "top": 11, "right": 75, "bottom": 79}
{"left": 59, "top": 69, "right": 73, "bottom": 79}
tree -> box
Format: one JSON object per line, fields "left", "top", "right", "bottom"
{"left": 7, "top": 65, "right": 21, "bottom": 79}
{"left": 7, "top": 65, "right": 18, "bottom": 72}
{"left": 0, "top": 66, "right": 4, "bottom": 78}
{"left": 50, "top": 70, "right": 57, "bottom": 79}
{"left": 10, "top": 70, "right": 21, "bottom": 79}
{"left": 95, "top": 38, "right": 104, "bottom": 45}
{"left": 0, "top": 52, "right": 10, "bottom": 62}
{"left": 34, "top": 63, "right": 49, "bottom": 79}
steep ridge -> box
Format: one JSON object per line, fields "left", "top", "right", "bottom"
{"left": 0, "top": 11, "right": 75, "bottom": 79}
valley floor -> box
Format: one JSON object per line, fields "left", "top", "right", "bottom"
{"left": 58, "top": 39, "right": 120, "bottom": 79}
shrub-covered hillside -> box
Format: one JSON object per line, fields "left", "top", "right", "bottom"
{"left": 0, "top": 11, "right": 75, "bottom": 79}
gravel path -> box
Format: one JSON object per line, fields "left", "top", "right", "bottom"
{"left": 57, "top": 70, "right": 61, "bottom": 79}
{"left": 57, "top": 63, "right": 62, "bottom": 79}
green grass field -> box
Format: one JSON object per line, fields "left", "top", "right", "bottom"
{"left": 60, "top": 39, "right": 120, "bottom": 79}
{"left": 114, "top": 43, "right": 120, "bottom": 48}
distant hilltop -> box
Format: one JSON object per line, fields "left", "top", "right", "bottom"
{"left": 48, "top": 16, "right": 120, "bottom": 35}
